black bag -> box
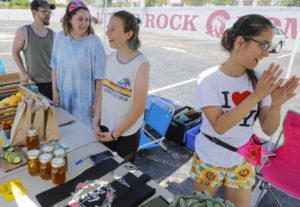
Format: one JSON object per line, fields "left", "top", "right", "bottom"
{"left": 36, "top": 159, "right": 155, "bottom": 207}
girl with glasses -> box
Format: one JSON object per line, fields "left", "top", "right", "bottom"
{"left": 191, "top": 14, "right": 299, "bottom": 207}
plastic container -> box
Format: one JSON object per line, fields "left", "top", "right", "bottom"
{"left": 183, "top": 124, "right": 202, "bottom": 151}
{"left": 166, "top": 106, "right": 202, "bottom": 145}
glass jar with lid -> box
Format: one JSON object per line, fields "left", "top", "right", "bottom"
{"left": 51, "top": 157, "right": 66, "bottom": 185}
{"left": 27, "top": 149, "right": 41, "bottom": 176}
{"left": 39, "top": 153, "right": 53, "bottom": 180}
{"left": 53, "top": 148, "right": 68, "bottom": 171}
{"left": 41, "top": 146, "right": 54, "bottom": 154}
{"left": 26, "top": 129, "right": 40, "bottom": 150}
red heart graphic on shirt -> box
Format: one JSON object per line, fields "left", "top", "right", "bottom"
{"left": 232, "top": 91, "right": 252, "bottom": 106}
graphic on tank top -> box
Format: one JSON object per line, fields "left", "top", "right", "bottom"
{"left": 103, "top": 78, "right": 132, "bottom": 102}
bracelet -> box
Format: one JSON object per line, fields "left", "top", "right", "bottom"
{"left": 111, "top": 131, "right": 118, "bottom": 141}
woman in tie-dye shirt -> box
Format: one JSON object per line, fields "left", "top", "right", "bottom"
{"left": 51, "top": 0, "right": 105, "bottom": 126}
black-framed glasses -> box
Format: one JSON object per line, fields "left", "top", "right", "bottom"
{"left": 245, "top": 37, "right": 271, "bottom": 51}
{"left": 38, "top": 10, "right": 53, "bottom": 16}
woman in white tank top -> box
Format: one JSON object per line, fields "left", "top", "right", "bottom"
{"left": 93, "top": 11, "right": 150, "bottom": 163}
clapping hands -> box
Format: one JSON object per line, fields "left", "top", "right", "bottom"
{"left": 254, "top": 63, "right": 299, "bottom": 107}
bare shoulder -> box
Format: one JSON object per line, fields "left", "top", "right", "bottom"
{"left": 12, "top": 25, "right": 28, "bottom": 51}
{"left": 15, "top": 25, "right": 27, "bottom": 39}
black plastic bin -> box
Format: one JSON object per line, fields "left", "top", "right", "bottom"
{"left": 165, "top": 106, "right": 202, "bottom": 145}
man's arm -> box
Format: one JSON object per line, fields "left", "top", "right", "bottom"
{"left": 12, "top": 26, "right": 31, "bottom": 83}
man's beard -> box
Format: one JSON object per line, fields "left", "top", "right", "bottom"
{"left": 43, "top": 19, "right": 50, "bottom": 26}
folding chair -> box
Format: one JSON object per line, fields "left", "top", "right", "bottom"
{"left": 254, "top": 110, "right": 300, "bottom": 207}
{"left": 138, "top": 97, "right": 174, "bottom": 151}
{"left": 0, "top": 58, "right": 5, "bottom": 75}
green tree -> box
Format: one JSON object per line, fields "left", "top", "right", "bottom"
{"left": 281, "top": 0, "right": 300, "bottom": 6}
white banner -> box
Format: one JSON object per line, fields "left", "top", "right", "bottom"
{"left": 1, "top": 6, "right": 299, "bottom": 50}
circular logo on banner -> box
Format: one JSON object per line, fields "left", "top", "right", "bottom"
{"left": 205, "top": 10, "right": 230, "bottom": 38}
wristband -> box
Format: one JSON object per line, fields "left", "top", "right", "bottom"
{"left": 111, "top": 131, "right": 118, "bottom": 141}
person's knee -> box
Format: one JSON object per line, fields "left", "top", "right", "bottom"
{"left": 193, "top": 181, "right": 219, "bottom": 198}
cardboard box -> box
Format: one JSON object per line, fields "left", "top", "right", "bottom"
{"left": 165, "top": 106, "right": 202, "bottom": 145}
{"left": 0, "top": 73, "right": 35, "bottom": 87}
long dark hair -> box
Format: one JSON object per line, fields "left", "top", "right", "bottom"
{"left": 113, "top": 10, "right": 141, "bottom": 50}
{"left": 221, "top": 14, "right": 273, "bottom": 89}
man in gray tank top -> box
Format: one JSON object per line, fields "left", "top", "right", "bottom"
{"left": 12, "top": 0, "right": 56, "bottom": 100}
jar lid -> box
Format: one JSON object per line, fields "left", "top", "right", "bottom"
{"left": 39, "top": 153, "right": 53, "bottom": 163}
{"left": 51, "top": 157, "right": 65, "bottom": 168}
{"left": 27, "top": 149, "right": 41, "bottom": 159}
{"left": 53, "top": 148, "right": 66, "bottom": 157}
{"left": 27, "top": 129, "right": 38, "bottom": 137}
{"left": 41, "top": 146, "right": 54, "bottom": 153}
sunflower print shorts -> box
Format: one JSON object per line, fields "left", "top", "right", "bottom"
{"left": 190, "top": 153, "right": 255, "bottom": 189}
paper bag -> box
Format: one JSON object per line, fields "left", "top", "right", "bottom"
{"left": 10, "top": 97, "right": 33, "bottom": 146}
{"left": 43, "top": 99, "right": 60, "bottom": 140}
{"left": 32, "top": 97, "right": 45, "bottom": 142}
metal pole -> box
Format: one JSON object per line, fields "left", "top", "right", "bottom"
{"left": 285, "top": 23, "right": 300, "bottom": 79}
{"left": 103, "top": 0, "right": 108, "bottom": 50}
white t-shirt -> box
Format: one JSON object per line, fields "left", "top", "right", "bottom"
{"left": 101, "top": 51, "right": 149, "bottom": 136}
{"left": 194, "top": 66, "right": 271, "bottom": 168}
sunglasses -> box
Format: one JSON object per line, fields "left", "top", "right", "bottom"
{"left": 245, "top": 37, "right": 271, "bottom": 51}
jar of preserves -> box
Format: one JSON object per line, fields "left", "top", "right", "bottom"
{"left": 26, "top": 129, "right": 39, "bottom": 150}
{"left": 27, "top": 149, "right": 41, "bottom": 176}
{"left": 53, "top": 148, "right": 68, "bottom": 171}
{"left": 41, "top": 146, "right": 54, "bottom": 154}
{"left": 39, "top": 153, "right": 53, "bottom": 180}
{"left": 51, "top": 157, "right": 66, "bottom": 185}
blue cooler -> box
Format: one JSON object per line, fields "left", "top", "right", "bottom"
{"left": 183, "top": 123, "right": 202, "bottom": 151}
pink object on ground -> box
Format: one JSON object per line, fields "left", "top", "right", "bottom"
{"left": 259, "top": 110, "right": 300, "bottom": 199}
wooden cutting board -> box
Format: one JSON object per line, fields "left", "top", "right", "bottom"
{"left": 0, "top": 146, "right": 27, "bottom": 172}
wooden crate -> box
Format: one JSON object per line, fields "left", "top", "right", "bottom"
{"left": 0, "top": 84, "right": 39, "bottom": 122}
{"left": 0, "top": 73, "right": 35, "bottom": 87}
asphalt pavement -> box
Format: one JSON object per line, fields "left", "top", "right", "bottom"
{"left": 1, "top": 20, "right": 300, "bottom": 207}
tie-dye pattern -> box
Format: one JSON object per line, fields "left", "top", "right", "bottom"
{"left": 51, "top": 31, "right": 105, "bottom": 126}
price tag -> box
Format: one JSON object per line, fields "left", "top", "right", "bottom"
{"left": 0, "top": 178, "right": 28, "bottom": 202}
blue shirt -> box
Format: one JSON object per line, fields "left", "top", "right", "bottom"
{"left": 51, "top": 31, "right": 105, "bottom": 126}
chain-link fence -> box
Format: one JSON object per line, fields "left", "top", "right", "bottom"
{"left": 0, "top": 0, "right": 299, "bottom": 9}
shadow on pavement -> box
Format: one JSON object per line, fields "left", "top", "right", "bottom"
{"left": 136, "top": 139, "right": 300, "bottom": 207}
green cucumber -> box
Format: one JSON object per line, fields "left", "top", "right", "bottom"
{"left": 2, "top": 144, "right": 10, "bottom": 151}
{"left": 4, "top": 151, "right": 13, "bottom": 159}
{"left": 7, "top": 147, "right": 14, "bottom": 152}
{"left": 3, "top": 151, "right": 21, "bottom": 164}
{"left": 13, "top": 156, "right": 21, "bottom": 164}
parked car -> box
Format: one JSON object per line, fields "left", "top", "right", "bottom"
{"left": 270, "top": 26, "right": 285, "bottom": 53}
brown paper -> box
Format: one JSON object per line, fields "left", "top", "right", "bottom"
{"left": 10, "top": 97, "right": 33, "bottom": 146}
{"left": 44, "top": 100, "right": 60, "bottom": 140}
{"left": 32, "top": 98, "right": 45, "bottom": 142}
